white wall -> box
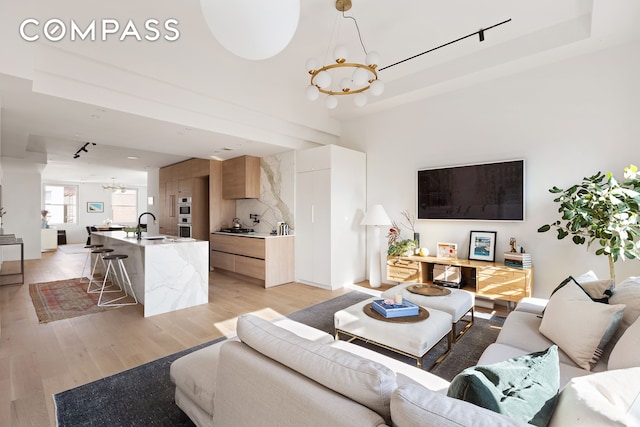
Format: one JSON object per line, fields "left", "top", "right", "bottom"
{"left": 46, "top": 181, "right": 148, "bottom": 244}
{"left": 340, "top": 39, "right": 640, "bottom": 298}
{"left": 0, "top": 159, "right": 43, "bottom": 260}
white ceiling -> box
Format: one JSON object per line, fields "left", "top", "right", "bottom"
{"left": 1, "top": 0, "right": 639, "bottom": 186}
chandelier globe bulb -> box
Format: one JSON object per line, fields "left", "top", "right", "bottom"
{"left": 306, "top": 85, "right": 320, "bottom": 101}
{"left": 326, "top": 95, "right": 338, "bottom": 109}
{"left": 370, "top": 79, "right": 385, "bottom": 96}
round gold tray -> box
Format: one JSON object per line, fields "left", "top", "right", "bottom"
{"left": 407, "top": 284, "right": 451, "bottom": 297}
{"left": 363, "top": 303, "right": 429, "bottom": 323}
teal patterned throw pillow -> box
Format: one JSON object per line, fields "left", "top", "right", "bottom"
{"left": 447, "top": 345, "right": 560, "bottom": 427}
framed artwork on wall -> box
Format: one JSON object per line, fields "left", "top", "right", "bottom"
{"left": 437, "top": 242, "right": 458, "bottom": 259}
{"left": 468, "top": 230, "right": 497, "bottom": 262}
{"left": 87, "top": 202, "right": 104, "bottom": 213}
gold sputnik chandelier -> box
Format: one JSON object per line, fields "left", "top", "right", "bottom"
{"left": 305, "top": 0, "right": 384, "bottom": 109}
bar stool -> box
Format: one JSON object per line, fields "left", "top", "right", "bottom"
{"left": 98, "top": 254, "right": 138, "bottom": 307}
{"left": 87, "top": 248, "right": 118, "bottom": 294}
{"left": 80, "top": 244, "right": 103, "bottom": 283}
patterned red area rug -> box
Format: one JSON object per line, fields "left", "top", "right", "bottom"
{"left": 29, "top": 278, "right": 123, "bottom": 323}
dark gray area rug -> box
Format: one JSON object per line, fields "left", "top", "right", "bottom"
{"left": 54, "top": 291, "right": 504, "bottom": 426}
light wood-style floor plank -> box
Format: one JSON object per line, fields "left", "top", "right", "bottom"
{"left": 0, "top": 244, "right": 353, "bottom": 427}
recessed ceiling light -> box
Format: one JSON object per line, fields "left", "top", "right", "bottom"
{"left": 223, "top": 147, "right": 234, "bottom": 151}
{"left": 127, "top": 156, "right": 138, "bottom": 160}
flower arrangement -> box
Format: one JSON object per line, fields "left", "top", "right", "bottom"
{"left": 386, "top": 220, "right": 417, "bottom": 257}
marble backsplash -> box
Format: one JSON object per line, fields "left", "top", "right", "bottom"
{"left": 235, "top": 151, "right": 295, "bottom": 234}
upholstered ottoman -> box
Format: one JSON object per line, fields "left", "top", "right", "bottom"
{"left": 334, "top": 297, "right": 453, "bottom": 369}
{"left": 382, "top": 283, "right": 474, "bottom": 342}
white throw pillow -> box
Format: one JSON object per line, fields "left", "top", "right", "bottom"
{"left": 573, "top": 270, "right": 599, "bottom": 283}
{"left": 608, "top": 316, "right": 640, "bottom": 370}
{"left": 539, "top": 281, "right": 625, "bottom": 370}
{"left": 549, "top": 367, "right": 640, "bottom": 427}
{"left": 609, "top": 276, "right": 640, "bottom": 330}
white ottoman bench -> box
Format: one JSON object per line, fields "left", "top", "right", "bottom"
{"left": 382, "top": 284, "right": 474, "bottom": 342}
{"left": 334, "top": 297, "right": 453, "bottom": 369}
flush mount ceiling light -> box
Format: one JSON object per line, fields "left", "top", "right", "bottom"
{"left": 103, "top": 178, "right": 126, "bottom": 193}
{"left": 305, "top": 0, "right": 383, "bottom": 109}
{"left": 200, "top": 0, "right": 300, "bottom": 60}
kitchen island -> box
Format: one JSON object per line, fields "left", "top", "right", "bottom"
{"left": 91, "top": 231, "right": 209, "bottom": 317}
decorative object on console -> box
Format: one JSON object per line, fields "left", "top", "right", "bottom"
{"left": 400, "top": 209, "right": 420, "bottom": 254}
{"left": 437, "top": 242, "right": 458, "bottom": 259}
{"left": 40, "top": 209, "right": 49, "bottom": 229}
{"left": 361, "top": 204, "right": 391, "bottom": 288}
{"left": 468, "top": 230, "right": 497, "bottom": 262}
{"left": 538, "top": 164, "right": 640, "bottom": 284}
{"left": 305, "top": 0, "right": 384, "bottom": 109}
{"left": 503, "top": 252, "right": 532, "bottom": 268}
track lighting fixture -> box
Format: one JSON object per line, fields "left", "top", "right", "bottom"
{"left": 73, "top": 142, "right": 96, "bottom": 159}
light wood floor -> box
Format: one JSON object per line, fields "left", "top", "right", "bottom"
{"left": 0, "top": 245, "right": 355, "bottom": 427}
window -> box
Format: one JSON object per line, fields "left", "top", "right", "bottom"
{"left": 44, "top": 184, "right": 78, "bottom": 224}
{"left": 112, "top": 189, "right": 138, "bottom": 224}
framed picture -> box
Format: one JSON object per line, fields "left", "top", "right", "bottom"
{"left": 437, "top": 242, "right": 458, "bottom": 259}
{"left": 468, "top": 230, "right": 497, "bottom": 262}
{"left": 87, "top": 202, "right": 104, "bottom": 213}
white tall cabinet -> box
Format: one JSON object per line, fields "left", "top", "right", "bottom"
{"left": 295, "top": 145, "right": 366, "bottom": 289}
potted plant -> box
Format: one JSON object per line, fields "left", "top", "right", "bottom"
{"left": 386, "top": 220, "right": 417, "bottom": 257}
{"left": 538, "top": 164, "right": 640, "bottom": 284}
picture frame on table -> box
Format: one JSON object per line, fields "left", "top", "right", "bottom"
{"left": 436, "top": 242, "right": 458, "bottom": 259}
{"left": 468, "top": 230, "right": 497, "bottom": 262}
{"left": 87, "top": 202, "right": 104, "bottom": 213}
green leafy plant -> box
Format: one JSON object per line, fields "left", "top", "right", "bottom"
{"left": 538, "top": 164, "right": 640, "bottom": 284}
{"left": 387, "top": 238, "right": 417, "bottom": 257}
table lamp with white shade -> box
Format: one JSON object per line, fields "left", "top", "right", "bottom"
{"left": 361, "top": 204, "right": 391, "bottom": 288}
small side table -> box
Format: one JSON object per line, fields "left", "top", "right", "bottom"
{"left": 0, "top": 236, "right": 25, "bottom": 285}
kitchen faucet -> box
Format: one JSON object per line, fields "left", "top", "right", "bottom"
{"left": 136, "top": 212, "right": 157, "bottom": 240}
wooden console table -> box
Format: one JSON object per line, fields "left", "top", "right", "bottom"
{"left": 399, "top": 255, "right": 533, "bottom": 304}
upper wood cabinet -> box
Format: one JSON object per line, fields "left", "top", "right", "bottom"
{"left": 222, "top": 155, "right": 260, "bottom": 199}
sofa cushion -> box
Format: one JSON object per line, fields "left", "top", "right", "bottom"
{"left": 236, "top": 314, "right": 396, "bottom": 422}
{"left": 549, "top": 367, "right": 640, "bottom": 427}
{"left": 391, "top": 380, "right": 528, "bottom": 427}
{"left": 447, "top": 345, "right": 560, "bottom": 427}
{"left": 169, "top": 338, "right": 230, "bottom": 418}
{"left": 539, "top": 280, "right": 625, "bottom": 370}
{"left": 608, "top": 315, "right": 640, "bottom": 370}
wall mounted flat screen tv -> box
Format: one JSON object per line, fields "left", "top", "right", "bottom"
{"left": 417, "top": 160, "right": 524, "bottom": 221}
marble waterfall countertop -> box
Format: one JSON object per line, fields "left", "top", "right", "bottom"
{"left": 91, "top": 231, "right": 209, "bottom": 317}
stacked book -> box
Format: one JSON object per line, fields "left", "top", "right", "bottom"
{"left": 504, "top": 252, "right": 532, "bottom": 268}
{"left": 371, "top": 299, "right": 419, "bottom": 318}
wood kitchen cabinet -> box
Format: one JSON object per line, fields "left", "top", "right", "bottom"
{"left": 222, "top": 155, "right": 260, "bottom": 199}
{"left": 210, "top": 233, "right": 294, "bottom": 287}
{"left": 159, "top": 158, "right": 212, "bottom": 239}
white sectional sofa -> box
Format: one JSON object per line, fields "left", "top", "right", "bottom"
{"left": 170, "top": 274, "right": 640, "bottom": 426}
